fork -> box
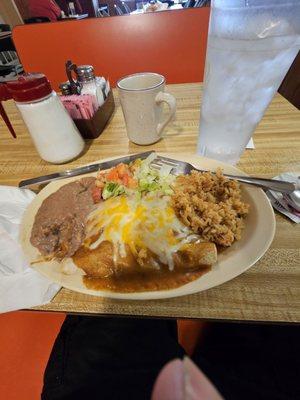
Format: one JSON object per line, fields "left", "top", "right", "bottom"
{"left": 150, "top": 155, "right": 299, "bottom": 194}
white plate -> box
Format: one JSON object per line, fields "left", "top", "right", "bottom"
{"left": 20, "top": 153, "right": 276, "bottom": 300}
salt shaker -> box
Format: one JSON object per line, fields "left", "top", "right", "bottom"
{"left": 76, "top": 65, "right": 105, "bottom": 107}
{"left": 2, "top": 74, "right": 84, "bottom": 164}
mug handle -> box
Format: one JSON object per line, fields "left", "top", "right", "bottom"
{"left": 155, "top": 92, "right": 176, "bottom": 137}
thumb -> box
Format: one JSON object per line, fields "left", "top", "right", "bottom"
{"left": 151, "top": 357, "right": 223, "bottom": 400}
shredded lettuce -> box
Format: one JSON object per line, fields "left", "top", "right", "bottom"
{"left": 102, "top": 182, "right": 125, "bottom": 200}
{"left": 135, "top": 153, "right": 175, "bottom": 196}
{"left": 102, "top": 153, "right": 175, "bottom": 199}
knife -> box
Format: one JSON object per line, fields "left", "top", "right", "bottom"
{"left": 19, "top": 151, "right": 154, "bottom": 189}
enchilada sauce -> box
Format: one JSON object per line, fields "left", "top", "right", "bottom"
{"left": 72, "top": 243, "right": 211, "bottom": 293}
{"left": 82, "top": 268, "right": 210, "bottom": 293}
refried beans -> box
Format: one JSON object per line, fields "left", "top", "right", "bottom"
{"left": 30, "top": 177, "right": 96, "bottom": 259}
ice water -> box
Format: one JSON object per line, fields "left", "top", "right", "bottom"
{"left": 197, "top": 0, "right": 300, "bottom": 165}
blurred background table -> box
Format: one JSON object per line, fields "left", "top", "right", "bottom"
{"left": 0, "top": 31, "right": 11, "bottom": 39}
{"left": 61, "top": 13, "right": 89, "bottom": 19}
{"left": 0, "top": 82, "right": 299, "bottom": 323}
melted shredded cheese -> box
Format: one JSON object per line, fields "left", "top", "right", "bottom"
{"left": 85, "top": 194, "right": 198, "bottom": 270}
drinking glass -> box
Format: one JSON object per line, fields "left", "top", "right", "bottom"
{"left": 197, "top": 0, "right": 300, "bottom": 165}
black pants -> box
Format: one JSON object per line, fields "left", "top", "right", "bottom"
{"left": 193, "top": 323, "right": 300, "bottom": 400}
{"left": 42, "top": 317, "right": 300, "bottom": 400}
{"left": 41, "top": 316, "right": 185, "bottom": 400}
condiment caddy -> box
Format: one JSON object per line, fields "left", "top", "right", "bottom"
{"left": 0, "top": 61, "right": 115, "bottom": 163}
{"left": 61, "top": 60, "right": 115, "bottom": 139}
{"left": 72, "top": 90, "right": 115, "bottom": 139}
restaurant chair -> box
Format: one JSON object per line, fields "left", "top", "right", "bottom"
{"left": 12, "top": 8, "right": 210, "bottom": 86}
{"left": 195, "top": 0, "right": 210, "bottom": 5}
{"left": 161, "top": 0, "right": 174, "bottom": 6}
{"left": 0, "top": 36, "right": 16, "bottom": 53}
{"left": 114, "top": 4, "right": 124, "bottom": 15}
{"left": 0, "top": 39, "right": 23, "bottom": 82}
{"left": 194, "top": 0, "right": 204, "bottom": 7}
{"left": 122, "top": 1, "right": 132, "bottom": 13}
{"left": 184, "top": 0, "right": 195, "bottom": 8}
{"left": 97, "top": 4, "right": 110, "bottom": 17}
{"left": 0, "top": 24, "right": 22, "bottom": 82}
{"left": 0, "top": 64, "right": 15, "bottom": 78}
{"left": 97, "top": 8, "right": 107, "bottom": 17}
{"left": 136, "top": 1, "right": 146, "bottom": 10}
{"left": 0, "top": 51, "right": 15, "bottom": 64}
{"left": 0, "top": 312, "right": 65, "bottom": 400}
{"left": 0, "top": 61, "right": 23, "bottom": 79}
{"left": 0, "top": 24, "right": 11, "bottom": 32}
{"left": 0, "top": 63, "right": 23, "bottom": 82}
{"left": 24, "top": 17, "right": 51, "bottom": 24}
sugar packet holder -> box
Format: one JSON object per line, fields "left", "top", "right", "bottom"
{"left": 61, "top": 94, "right": 98, "bottom": 120}
{"left": 62, "top": 90, "right": 115, "bottom": 139}
{"left": 74, "top": 90, "right": 115, "bottom": 139}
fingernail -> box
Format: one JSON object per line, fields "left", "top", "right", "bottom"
{"left": 183, "top": 356, "right": 201, "bottom": 400}
{"left": 183, "top": 356, "right": 223, "bottom": 400}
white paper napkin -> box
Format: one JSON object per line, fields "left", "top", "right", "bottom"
{"left": 246, "top": 138, "right": 255, "bottom": 149}
{"left": 0, "top": 186, "right": 61, "bottom": 313}
{"left": 266, "top": 172, "right": 300, "bottom": 223}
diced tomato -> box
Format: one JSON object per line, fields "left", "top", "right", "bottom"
{"left": 122, "top": 174, "right": 129, "bottom": 186}
{"left": 107, "top": 168, "right": 119, "bottom": 182}
{"left": 106, "top": 163, "right": 133, "bottom": 185}
{"left": 91, "top": 186, "right": 102, "bottom": 203}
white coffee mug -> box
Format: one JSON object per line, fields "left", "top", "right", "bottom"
{"left": 117, "top": 72, "right": 176, "bottom": 145}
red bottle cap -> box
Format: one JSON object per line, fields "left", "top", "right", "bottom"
{"left": 6, "top": 73, "right": 52, "bottom": 102}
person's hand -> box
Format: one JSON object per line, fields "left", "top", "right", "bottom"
{"left": 151, "top": 357, "right": 223, "bottom": 400}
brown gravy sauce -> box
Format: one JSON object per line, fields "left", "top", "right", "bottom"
{"left": 72, "top": 243, "right": 211, "bottom": 293}
{"left": 82, "top": 268, "right": 210, "bottom": 293}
